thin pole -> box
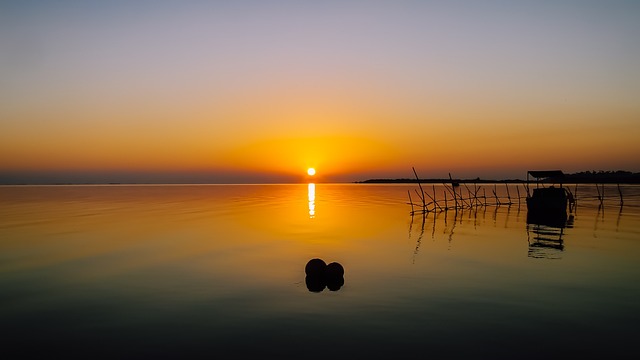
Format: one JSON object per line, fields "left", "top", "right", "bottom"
{"left": 412, "top": 167, "right": 426, "bottom": 210}
{"left": 617, "top": 183, "right": 624, "bottom": 207}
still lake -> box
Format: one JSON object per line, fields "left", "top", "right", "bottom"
{"left": 1, "top": 184, "right": 640, "bottom": 359}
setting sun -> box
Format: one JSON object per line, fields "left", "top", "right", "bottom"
{"left": 307, "top": 168, "right": 316, "bottom": 176}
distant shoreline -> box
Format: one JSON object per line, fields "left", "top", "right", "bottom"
{"left": 355, "top": 179, "right": 640, "bottom": 184}
{"left": 1, "top": 171, "right": 639, "bottom": 186}
{"left": 355, "top": 171, "right": 640, "bottom": 184}
{"left": 356, "top": 178, "right": 522, "bottom": 184}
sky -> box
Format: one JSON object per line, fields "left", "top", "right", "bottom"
{"left": 1, "top": 0, "right": 639, "bottom": 184}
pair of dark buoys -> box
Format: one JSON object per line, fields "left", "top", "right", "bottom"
{"left": 305, "top": 258, "right": 345, "bottom": 292}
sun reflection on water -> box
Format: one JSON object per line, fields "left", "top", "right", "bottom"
{"left": 308, "top": 183, "right": 315, "bottom": 218}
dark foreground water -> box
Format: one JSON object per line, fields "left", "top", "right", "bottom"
{"left": 1, "top": 184, "right": 640, "bottom": 359}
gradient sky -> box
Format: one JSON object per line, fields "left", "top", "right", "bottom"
{"left": 1, "top": 0, "right": 639, "bottom": 183}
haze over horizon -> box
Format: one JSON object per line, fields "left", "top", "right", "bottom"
{"left": 2, "top": 1, "right": 639, "bottom": 184}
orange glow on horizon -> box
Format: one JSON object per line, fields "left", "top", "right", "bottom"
{"left": 218, "top": 135, "right": 399, "bottom": 178}
{"left": 2, "top": 2, "right": 640, "bottom": 184}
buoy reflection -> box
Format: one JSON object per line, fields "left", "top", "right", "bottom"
{"left": 308, "top": 183, "right": 315, "bottom": 218}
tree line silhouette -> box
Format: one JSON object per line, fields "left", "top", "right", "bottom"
{"left": 357, "top": 170, "right": 640, "bottom": 184}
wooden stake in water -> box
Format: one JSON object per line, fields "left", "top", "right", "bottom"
{"left": 505, "top": 183, "right": 511, "bottom": 205}
{"left": 432, "top": 185, "right": 438, "bottom": 212}
{"left": 412, "top": 167, "right": 426, "bottom": 210}
{"left": 449, "top": 173, "right": 458, "bottom": 211}
{"left": 596, "top": 183, "right": 604, "bottom": 206}
{"left": 444, "top": 191, "right": 448, "bottom": 211}
{"left": 408, "top": 190, "right": 415, "bottom": 214}
{"left": 617, "top": 183, "right": 624, "bottom": 207}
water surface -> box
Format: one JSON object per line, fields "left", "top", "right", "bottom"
{"left": 1, "top": 184, "right": 639, "bottom": 359}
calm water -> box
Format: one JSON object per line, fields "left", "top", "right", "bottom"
{"left": 1, "top": 184, "right": 640, "bottom": 359}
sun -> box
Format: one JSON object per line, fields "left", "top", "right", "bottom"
{"left": 307, "top": 168, "right": 316, "bottom": 176}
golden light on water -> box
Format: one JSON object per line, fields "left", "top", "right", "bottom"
{"left": 308, "top": 183, "right": 315, "bottom": 218}
{"left": 307, "top": 168, "right": 316, "bottom": 176}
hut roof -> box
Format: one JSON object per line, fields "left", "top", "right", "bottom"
{"left": 528, "top": 170, "right": 564, "bottom": 178}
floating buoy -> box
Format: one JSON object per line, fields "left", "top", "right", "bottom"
{"left": 325, "top": 262, "right": 344, "bottom": 277}
{"left": 304, "top": 258, "right": 344, "bottom": 292}
{"left": 305, "top": 258, "right": 326, "bottom": 276}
